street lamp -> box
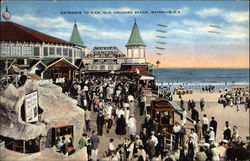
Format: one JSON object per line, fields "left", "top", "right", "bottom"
{"left": 155, "top": 23, "right": 167, "bottom": 97}
{"left": 156, "top": 60, "right": 160, "bottom": 97}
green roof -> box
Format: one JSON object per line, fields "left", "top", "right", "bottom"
{"left": 42, "top": 58, "right": 59, "bottom": 66}
{"left": 126, "top": 22, "right": 146, "bottom": 47}
{"left": 69, "top": 22, "right": 84, "bottom": 46}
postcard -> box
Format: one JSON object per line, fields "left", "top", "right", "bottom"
{"left": 0, "top": 0, "right": 249, "bottom": 160}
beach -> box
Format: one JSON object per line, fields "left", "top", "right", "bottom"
{"left": 172, "top": 91, "right": 249, "bottom": 141}
{"left": 89, "top": 89, "right": 250, "bottom": 157}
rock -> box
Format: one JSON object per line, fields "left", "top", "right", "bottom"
{"left": 0, "top": 80, "right": 85, "bottom": 149}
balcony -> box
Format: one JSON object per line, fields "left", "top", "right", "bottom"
{"left": 86, "top": 63, "right": 121, "bottom": 71}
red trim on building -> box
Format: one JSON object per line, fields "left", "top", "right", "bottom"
{"left": 0, "top": 21, "right": 72, "bottom": 45}
{"left": 120, "top": 65, "right": 149, "bottom": 75}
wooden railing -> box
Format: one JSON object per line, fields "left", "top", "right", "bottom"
{"left": 164, "top": 131, "right": 175, "bottom": 151}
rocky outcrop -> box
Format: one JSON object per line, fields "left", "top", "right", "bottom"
{"left": 0, "top": 79, "right": 85, "bottom": 148}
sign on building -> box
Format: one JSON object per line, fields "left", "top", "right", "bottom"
{"left": 91, "top": 46, "right": 124, "bottom": 57}
{"left": 25, "top": 91, "right": 38, "bottom": 122}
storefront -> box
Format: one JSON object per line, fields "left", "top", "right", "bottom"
{"left": 42, "top": 58, "right": 77, "bottom": 80}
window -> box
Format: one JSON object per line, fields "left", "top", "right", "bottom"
{"left": 12, "top": 46, "right": 22, "bottom": 55}
{"left": 56, "top": 48, "right": 62, "bottom": 56}
{"left": 69, "top": 49, "right": 72, "bottom": 57}
{"left": 23, "top": 46, "right": 32, "bottom": 55}
{"left": 0, "top": 45, "right": 11, "bottom": 55}
{"left": 34, "top": 47, "right": 40, "bottom": 56}
{"left": 44, "top": 47, "right": 48, "bottom": 56}
{"left": 63, "top": 48, "right": 68, "bottom": 56}
{"left": 49, "top": 47, "right": 55, "bottom": 56}
{"left": 74, "top": 50, "right": 80, "bottom": 58}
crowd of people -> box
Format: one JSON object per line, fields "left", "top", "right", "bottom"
{"left": 55, "top": 74, "right": 250, "bottom": 160}
{"left": 218, "top": 89, "right": 249, "bottom": 111}
{"left": 175, "top": 96, "right": 250, "bottom": 161}
{"left": 201, "top": 86, "right": 215, "bottom": 93}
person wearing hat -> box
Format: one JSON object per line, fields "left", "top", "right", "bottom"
{"left": 226, "top": 142, "right": 237, "bottom": 160}
{"left": 208, "top": 127, "right": 215, "bottom": 143}
{"left": 78, "top": 133, "right": 88, "bottom": 161}
{"left": 115, "top": 114, "right": 127, "bottom": 139}
{"left": 90, "top": 131, "right": 100, "bottom": 161}
{"left": 194, "top": 146, "right": 207, "bottom": 161}
{"left": 140, "top": 127, "right": 147, "bottom": 148}
{"left": 211, "top": 142, "right": 220, "bottom": 161}
{"left": 128, "top": 115, "right": 137, "bottom": 138}
{"left": 190, "top": 128, "right": 198, "bottom": 144}
{"left": 204, "top": 143, "right": 213, "bottom": 161}
{"left": 187, "top": 134, "right": 197, "bottom": 161}
{"left": 173, "top": 122, "right": 181, "bottom": 149}
{"left": 223, "top": 121, "right": 231, "bottom": 140}
{"left": 134, "top": 135, "right": 143, "bottom": 150}
{"left": 179, "top": 144, "right": 189, "bottom": 161}
{"left": 209, "top": 117, "right": 217, "bottom": 139}
{"left": 217, "top": 141, "right": 227, "bottom": 161}
{"left": 85, "top": 109, "right": 92, "bottom": 131}
{"left": 139, "top": 94, "right": 146, "bottom": 116}
{"left": 201, "top": 114, "right": 209, "bottom": 137}
{"left": 194, "top": 120, "right": 202, "bottom": 142}
{"left": 182, "top": 108, "right": 187, "bottom": 125}
{"left": 96, "top": 112, "right": 105, "bottom": 136}
{"left": 124, "top": 107, "right": 130, "bottom": 125}
{"left": 129, "top": 97, "right": 135, "bottom": 116}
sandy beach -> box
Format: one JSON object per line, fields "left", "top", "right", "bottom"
{"left": 172, "top": 91, "right": 249, "bottom": 142}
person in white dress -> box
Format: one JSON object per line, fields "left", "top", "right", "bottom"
{"left": 124, "top": 107, "right": 130, "bottom": 125}
{"left": 182, "top": 108, "right": 187, "bottom": 125}
{"left": 128, "top": 115, "right": 137, "bottom": 136}
{"left": 208, "top": 127, "right": 215, "bottom": 143}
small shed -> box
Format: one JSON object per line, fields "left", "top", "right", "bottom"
{"left": 150, "top": 98, "right": 183, "bottom": 133}
{"left": 42, "top": 58, "right": 78, "bottom": 80}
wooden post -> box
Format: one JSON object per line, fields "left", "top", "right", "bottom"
{"left": 69, "top": 70, "right": 71, "bottom": 80}
{"left": 23, "top": 140, "right": 26, "bottom": 153}
{"left": 12, "top": 141, "right": 15, "bottom": 151}
{"left": 172, "top": 111, "right": 174, "bottom": 125}
{"left": 170, "top": 134, "right": 173, "bottom": 151}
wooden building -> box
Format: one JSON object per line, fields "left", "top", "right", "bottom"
{"left": 42, "top": 58, "right": 78, "bottom": 80}
{"left": 150, "top": 98, "right": 183, "bottom": 133}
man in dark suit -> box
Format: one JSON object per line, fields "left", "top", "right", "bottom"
{"left": 96, "top": 112, "right": 104, "bottom": 136}
{"left": 209, "top": 117, "right": 217, "bottom": 138}
{"left": 90, "top": 131, "right": 100, "bottom": 161}
{"left": 223, "top": 121, "right": 231, "bottom": 140}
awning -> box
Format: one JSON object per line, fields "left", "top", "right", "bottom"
{"left": 120, "top": 65, "right": 149, "bottom": 75}
{"left": 139, "top": 75, "right": 155, "bottom": 80}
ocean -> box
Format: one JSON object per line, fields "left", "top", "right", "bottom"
{"left": 151, "top": 68, "right": 249, "bottom": 90}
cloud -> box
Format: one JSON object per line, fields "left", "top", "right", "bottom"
{"left": 10, "top": 11, "right": 249, "bottom": 56}
{"left": 223, "top": 11, "right": 249, "bottom": 23}
{"left": 223, "top": 25, "right": 249, "bottom": 39}
{"left": 11, "top": 13, "right": 157, "bottom": 48}
{"left": 165, "top": 19, "right": 249, "bottom": 42}
{"left": 195, "top": 8, "right": 222, "bottom": 17}
{"left": 196, "top": 8, "right": 249, "bottom": 23}
{"left": 13, "top": 14, "right": 73, "bottom": 30}
{"left": 178, "top": 7, "right": 190, "bottom": 16}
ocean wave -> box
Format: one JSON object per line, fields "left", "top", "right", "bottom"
{"left": 156, "top": 82, "right": 249, "bottom": 86}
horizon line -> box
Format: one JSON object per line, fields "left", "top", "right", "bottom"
{"left": 151, "top": 67, "right": 250, "bottom": 69}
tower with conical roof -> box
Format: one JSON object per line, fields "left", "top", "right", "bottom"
{"left": 69, "top": 20, "right": 84, "bottom": 46}
{"left": 126, "top": 19, "right": 146, "bottom": 58}
{"left": 69, "top": 20, "right": 86, "bottom": 65}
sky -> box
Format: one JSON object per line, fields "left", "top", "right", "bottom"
{"left": 1, "top": 0, "right": 249, "bottom": 68}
